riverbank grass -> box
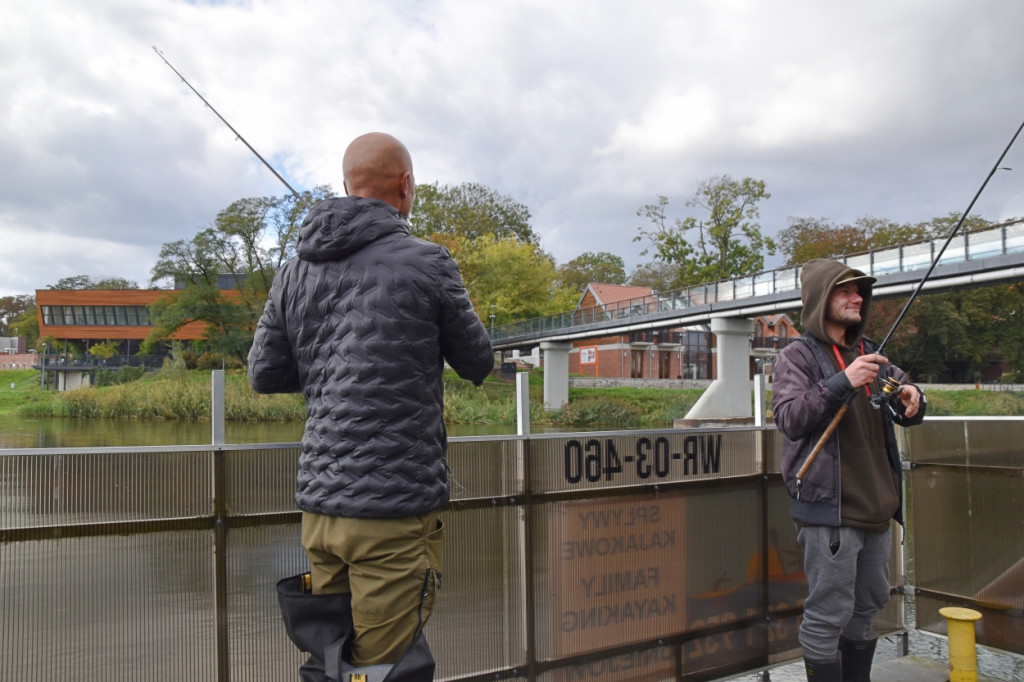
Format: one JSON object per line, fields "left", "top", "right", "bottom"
{"left": 3, "top": 368, "right": 1024, "bottom": 424}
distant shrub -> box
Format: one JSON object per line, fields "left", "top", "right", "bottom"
{"left": 95, "top": 365, "right": 147, "bottom": 387}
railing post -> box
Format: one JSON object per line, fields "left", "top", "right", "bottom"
{"left": 210, "top": 370, "right": 229, "bottom": 681}
{"left": 754, "top": 373, "right": 768, "bottom": 427}
{"left": 516, "top": 372, "right": 531, "bottom": 436}
{"left": 211, "top": 370, "right": 225, "bottom": 445}
{"left": 213, "top": 444, "right": 230, "bottom": 682}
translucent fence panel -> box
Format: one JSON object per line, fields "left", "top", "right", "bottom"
{"left": 845, "top": 253, "right": 872, "bottom": 274}
{"left": 938, "top": 234, "right": 966, "bottom": 265}
{"left": 754, "top": 271, "right": 776, "bottom": 296}
{"left": 1, "top": 446, "right": 212, "bottom": 528}
{"left": 734, "top": 276, "right": 754, "bottom": 299}
{"left": 434, "top": 505, "right": 528, "bottom": 679}
{"left": 227, "top": 445, "right": 302, "bottom": 514}
{"left": 1006, "top": 222, "right": 1024, "bottom": 253}
{"left": 905, "top": 418, "right": 1024, "bottom": 656}
{"left": 969, "top": 229, "right": 1005, "bottom": 260}
{"left": 226, "top": 524, "right": 308, "bottom": 682}
{"left": 902, "top": 242, "right": 933, "bottom": 271}
{"left": 448, "top": 437, "right": 526, "bottom": 500}
{"left": 872, "top": 246, "right": 902, "bottom": 275}
{"left": 774, "top": 267, "right": 799, "bottom": 292}
{"left": 2, "top": 531, "right": 218, "bottom": 682}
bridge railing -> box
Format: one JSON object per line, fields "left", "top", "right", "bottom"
{"left": 491, "top": 219, "right": 1024, "bottom": 342}
{"left": 7, "top": 418, "right": 1021, "bottom": 681}
{"left": 0, "top": 428, "right": 851, "bottom": 681}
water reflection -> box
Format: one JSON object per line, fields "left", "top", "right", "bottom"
{"left": 0, "top": 415, "right": 305, "bottom": 449}
{"left": 0, "top": 415, "right": 604, "bottom": 449}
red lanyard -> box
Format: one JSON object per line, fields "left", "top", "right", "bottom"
{"left": 832, "top": 340, "right": 871, "bottom": 397}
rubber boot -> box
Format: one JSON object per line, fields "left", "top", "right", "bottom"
{"left": 839, "top": 636, "right": 877, "bottom": 682}
{"left": 277, "top": 573, "right": 436, "bottom": 682}
{"left": 328, "top": 632, "right": 435, "bottom": 682}
{"left": 804, "top": 655, "right": 842, "bottom": 681}
{"left": 277, "top": 573, "right": 354, "bottom": 682}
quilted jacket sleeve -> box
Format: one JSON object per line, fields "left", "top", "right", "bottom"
{"left": 437, "top": 250, "right": 494, "bottom": 386}
{"left": 247, "top": 283, "right": 301, "bottom": 394}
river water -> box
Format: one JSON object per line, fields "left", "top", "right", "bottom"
{"left": 1, "top": 415, "right": 1019, "bottom": 680}
{"left": 0, "top": 414, "right": 523, "bottom": 449}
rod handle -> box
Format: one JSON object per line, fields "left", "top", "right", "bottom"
{"left": 796, "top": 402, "right": 849, "bottom": 481}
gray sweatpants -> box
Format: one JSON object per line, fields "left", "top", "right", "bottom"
{"left": 796, "top": 525, "right": 891, "bottom": 661}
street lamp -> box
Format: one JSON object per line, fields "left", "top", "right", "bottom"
{"left": 39, "top": 342, "right": 47, "bottom": 390}
{"left": 489, "top": 304, "right": 496, "bottom": 335}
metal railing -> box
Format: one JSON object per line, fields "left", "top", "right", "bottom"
{"left": 2, "top": 419, "right": 1022, "bottom": 681}
{"left": 491, "top": 219, "right": 1024, "bottom": 342}
{"left": 34, "top": 353, "right": 168, "bottom": 370}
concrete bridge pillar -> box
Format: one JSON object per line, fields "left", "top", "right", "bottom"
{"left": 685, "top": 317, "right": 754, "bottom": 421}
{"left": 540, "top": 341, "right": 572, "bottom": 411}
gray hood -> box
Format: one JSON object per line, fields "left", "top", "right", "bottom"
{"left": 799, "top": 259, "right": 875, "bottom": 348}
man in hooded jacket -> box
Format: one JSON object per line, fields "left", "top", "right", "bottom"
{"left": 772, "top": 259, "right": 925, "bottom": 682}
{"left": 249, "top": 132, "right": 494, "bottom": 676}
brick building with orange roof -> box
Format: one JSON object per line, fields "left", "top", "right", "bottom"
{"left": 566, "top": 284, "right": 799, "bottom": 380}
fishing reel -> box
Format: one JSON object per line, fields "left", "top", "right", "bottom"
{"left": 870, "top": 377, "right": 904, "bottom": 410}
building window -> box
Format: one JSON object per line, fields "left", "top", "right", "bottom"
{"left": 631, "top": 350, "right": 644, "bottom": 378}
{"left": 42, "top": 305, "right": 154, "bottom": 327}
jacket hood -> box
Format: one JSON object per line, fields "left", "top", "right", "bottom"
{"left": 296, "top": 196, "right": 410, "bottom": 262}
{"left": 799, "top": 259, "right": 875, "bottom": 348}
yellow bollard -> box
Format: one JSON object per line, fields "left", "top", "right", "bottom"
{"left": 939, "top": 606, "right": 983, "bottom": 682}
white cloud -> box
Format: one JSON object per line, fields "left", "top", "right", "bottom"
{"left": 2, "top": 0, "right": 1024, "bottom": 295}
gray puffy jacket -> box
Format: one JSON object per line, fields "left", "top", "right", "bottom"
{"left": 248, "top": 196, "right": 494, "bottom": 518}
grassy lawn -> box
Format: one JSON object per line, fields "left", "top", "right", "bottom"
{"left": 0, "top": 370, "right": 56, "bottom": 417}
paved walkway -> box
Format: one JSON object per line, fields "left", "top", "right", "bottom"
{"left": 727, "top": 655, "right": 1002, "bottom": 681}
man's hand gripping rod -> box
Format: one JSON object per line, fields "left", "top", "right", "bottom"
{"left": 794, "top": 114, "right": 1024, "bottom": 496}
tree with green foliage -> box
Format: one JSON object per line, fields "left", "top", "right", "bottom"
{"left": 49, "top": 275, "right": 139, "bottom": 290}
{"left": 146, "top": 187, "right": 333, "bottom": 363}
{"left": 411, "top": 181, "right": 538, "bottom": 245}
{"left": 627, "top": 261, "right": 681, "bottom": 292}
{"left": 462, "top": 238, "right": 578, "bottom": 325}
{"left": 778, "top": 217, "right": 873, "bottom": 266}
{"left": 88, "top": 340, "right": 119, "bottom": 361}
{"left": 0, "top": 295, "right": 35, "bottom": 337}
{"left": 634, "top": 176, "right": 775, "bottom": 286}
{"left": 556, "top": 252, "right": 627, "bottom": 291}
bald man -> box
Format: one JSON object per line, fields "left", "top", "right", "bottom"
{"left": 250, "top": 133, "right": 494, "bottom": 679}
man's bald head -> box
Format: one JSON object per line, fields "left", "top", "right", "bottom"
{"left": 342, "top": 133, "right": 415, "bottom": 217}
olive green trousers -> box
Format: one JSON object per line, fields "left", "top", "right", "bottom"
{"left": 301, "top": 510, "right": 444, "bottom": 667}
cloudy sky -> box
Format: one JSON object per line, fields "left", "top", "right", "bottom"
{"left": 3, "top": 0, "right": 1024, "bottom": 297}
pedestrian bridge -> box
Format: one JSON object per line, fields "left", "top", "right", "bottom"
{"left": 490, "top": 220, "right": 1024, "bottom": 414}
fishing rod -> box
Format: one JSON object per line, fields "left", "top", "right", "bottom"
{"left": 795, "top": 115, "right": 1024, "bottom": 492}
{"left": 875, "top": 120, "right": 1024, "bottom": 357}
{"left": 152, "top": 46, "right": 302, "bottom": 201}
